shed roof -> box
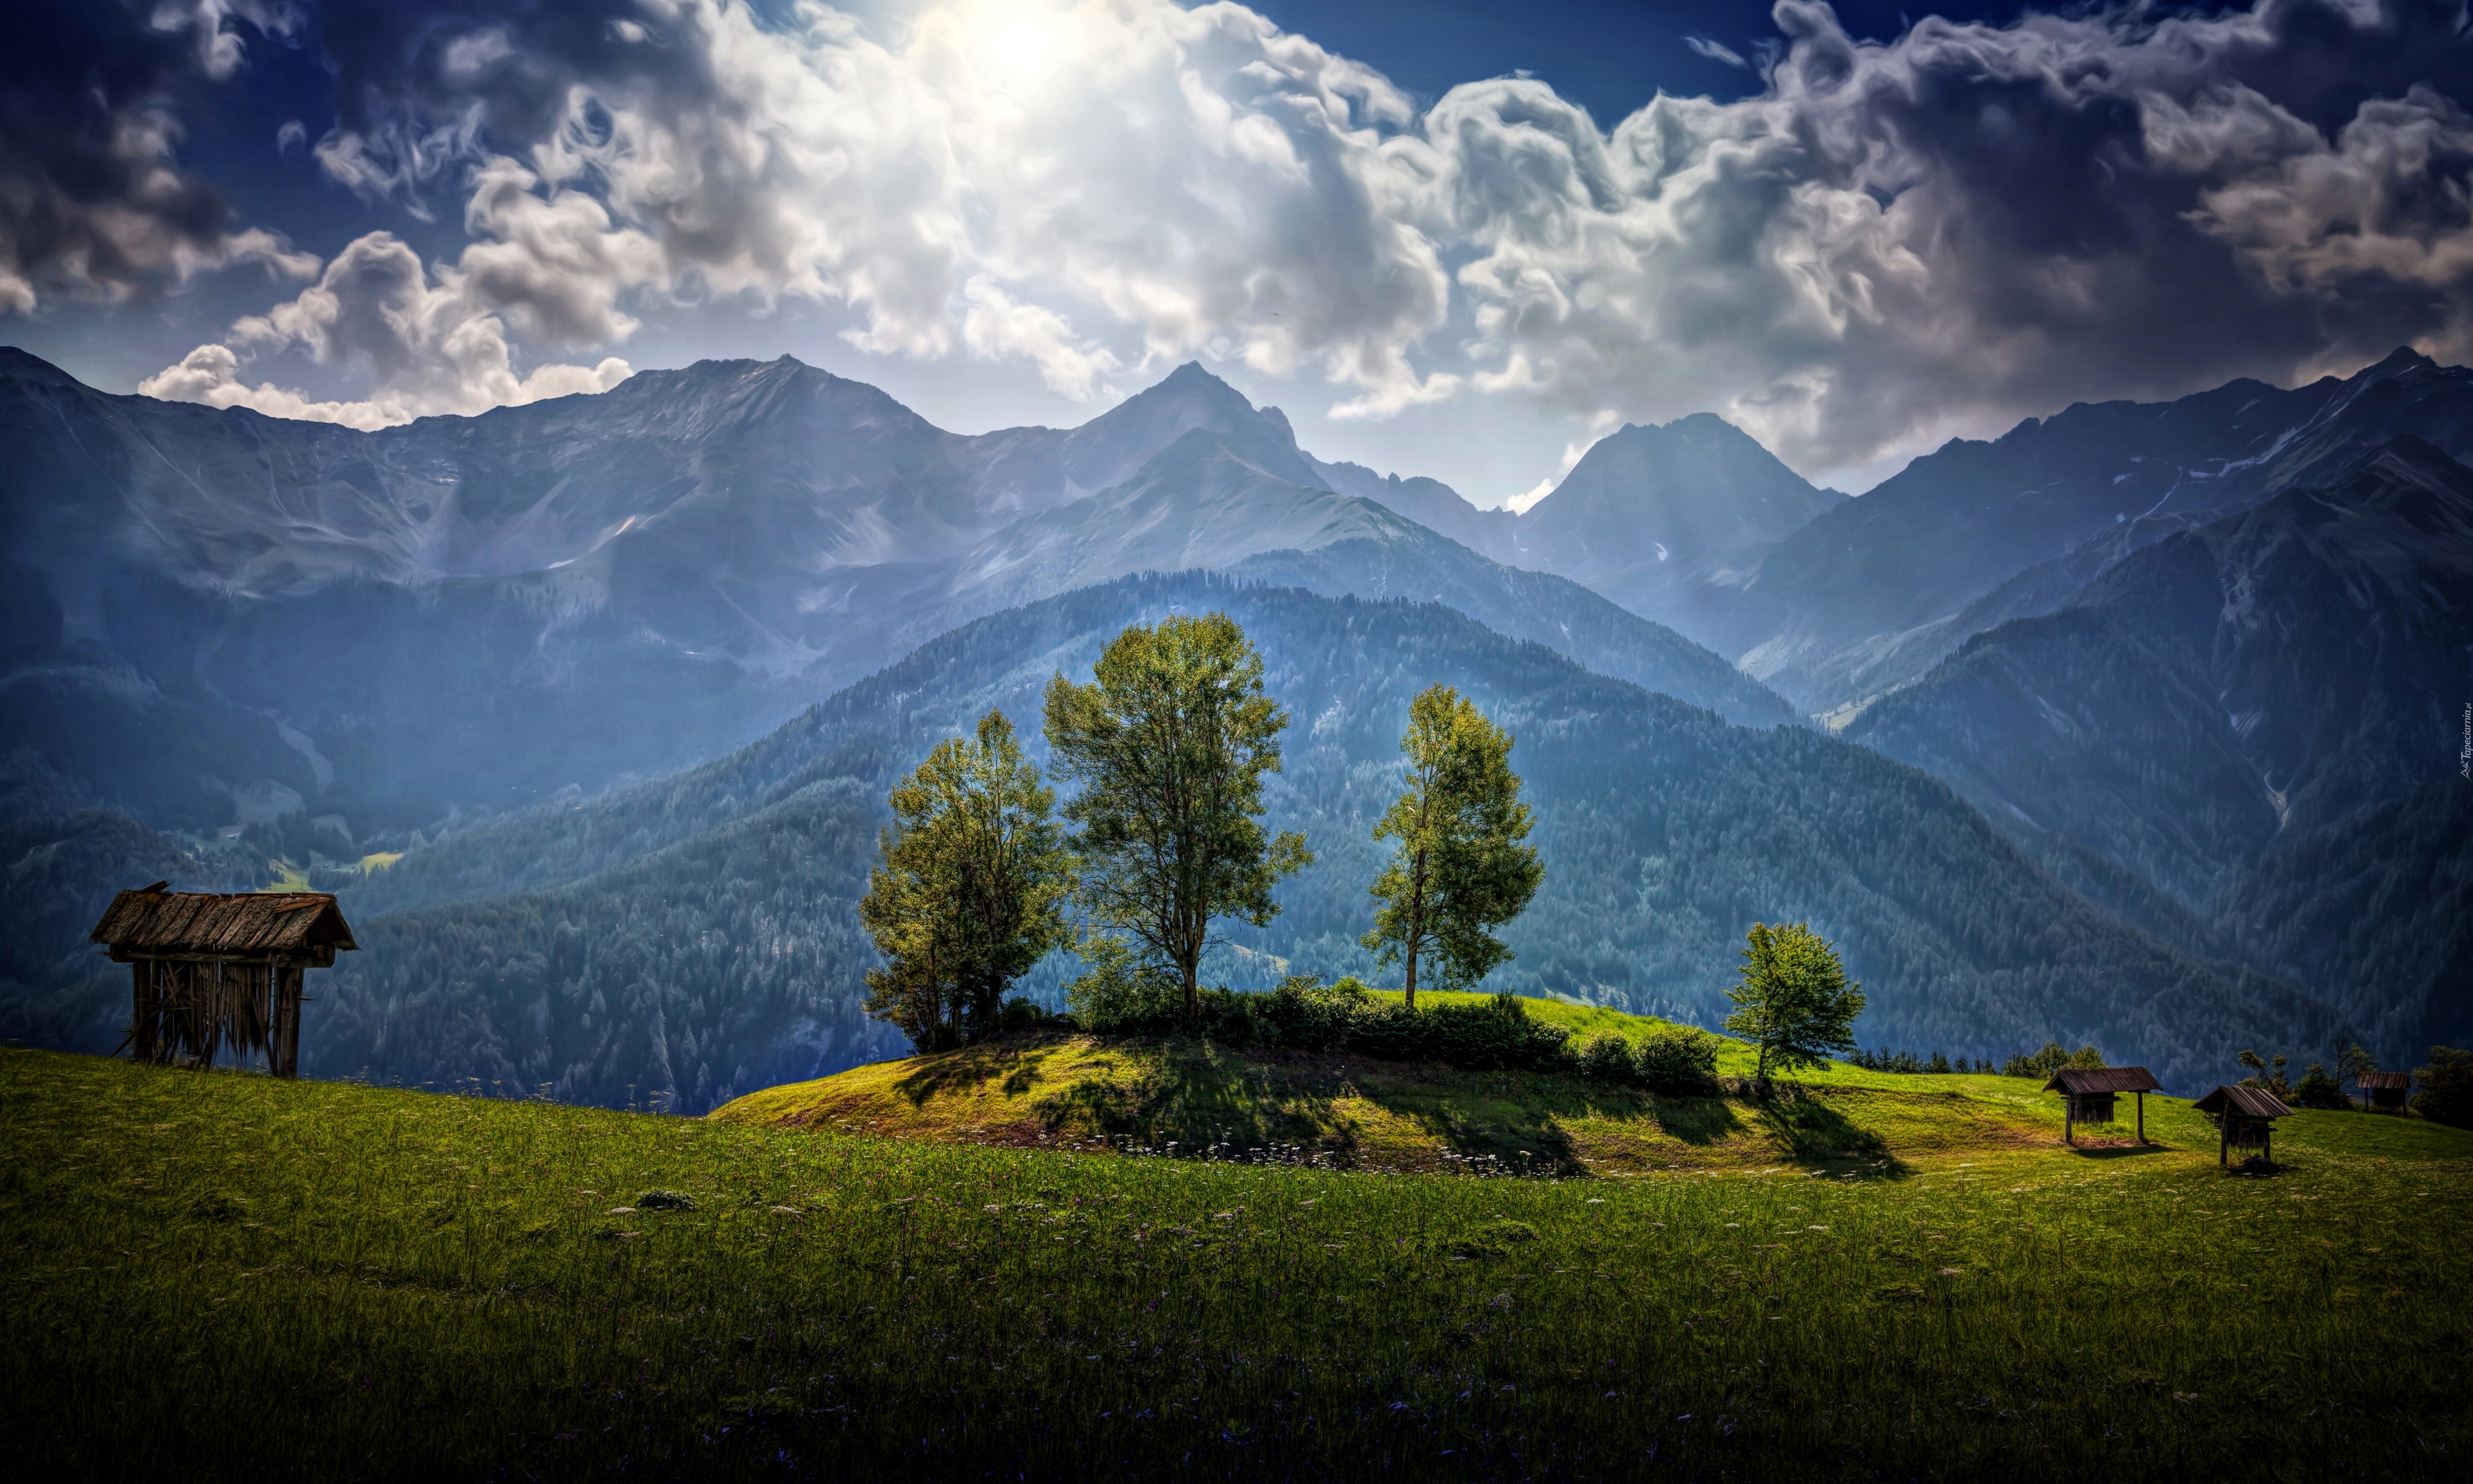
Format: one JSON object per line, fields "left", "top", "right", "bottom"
{"left": 2193, "top": 1084, "right": 2291, "bottom": 1120}
{"left": 2354, "top": 1070, "right": 2411, "bottom": 1090}
{"left": 90, "top": 884, "right": 357, "bottom": 957}
{"left": 2042, "top": 1066, "right": 2162, "bottom": 1095}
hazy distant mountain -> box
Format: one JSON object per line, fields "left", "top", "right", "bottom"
{"left": 1306, "top": 455, "right": 1521, "bottom": 561}
{"left": 1310, "top": 414, "right": 1849, "bottom": 618}
{"left": 0, "top": 349, "right": 1786, "bottom": 840}
{"left": 1845, "top": 438, "right": 2473, "bottom": 1058}
{"left": 1685, "top": 348, "right": 2473, "bottom": 713}
{"left": 208, "top": 574, "right": 2334, "bottom": 1108}
{"left": 1514, "top": 415, "right": 1845, "bottom": 598}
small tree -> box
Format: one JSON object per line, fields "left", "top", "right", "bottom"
{"left": 2237, "top": 1048, "right": 2293, "bottom": 1101}
{"left": 1044, "top": 613, "right": 1311, "bottom": 1017}
{"left": 1362, "top": 685, "right": 1543, "bottom": 1009}
{"left": 2292, "top": 1063, "right": 2347, "bottom": 1109}
{"left": 1725, "top": 921, "right": 1864, "bottom": 1085}
{"left": 2412, "top": 1046, "right": 2473, "bottom": 1128}
{"left": 860, "top": 711, "right": 1070, "bottom": 1050}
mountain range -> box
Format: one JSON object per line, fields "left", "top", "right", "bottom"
{"left": 0, "top": 347, "right": 1785, "bottom": 835}
{"left": 3, "top": 340, "right": 2467, "bottom": 1093}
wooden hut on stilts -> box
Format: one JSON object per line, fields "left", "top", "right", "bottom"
{"left": 2194, "top": 1084, "right": 2290, "bottom": 1169}
{"left": 90, "top": 882, "right": 357, "bottom": 1078}
{"left": 2353, "top": 1069, "right": 2411, "bottom": 1113}
{"left": 2042, "top": 1066, "right": 2163, "bottom": 1145}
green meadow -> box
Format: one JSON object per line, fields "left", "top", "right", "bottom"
{"left": 3, "top": 1030, "right": 2468, "bottom": 1481}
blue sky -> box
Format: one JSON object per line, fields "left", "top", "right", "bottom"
{"left": 4, "top": 1, "right": 2467, "bottom": 501}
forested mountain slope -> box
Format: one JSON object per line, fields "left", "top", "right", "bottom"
{"left": 1844, "top": 440, "right": 2473, "bottom": 1060}
{"left": 182, "top": 574, "right": 2333, "bottom": 1111}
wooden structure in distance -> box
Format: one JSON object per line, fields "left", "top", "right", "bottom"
{"left": 2194, "top": 1084, "right": 2290, "bottom": 1167}
{"left": 2353, "top": 1069, "right": 2411, "bottom": 1112}
{"left": 2043, "top": 1066, "right": 2163, "bottom": 1145}
{"left": 90, "top": 883, "right": 358, "bottom": 1078}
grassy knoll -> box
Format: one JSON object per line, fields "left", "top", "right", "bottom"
{"left": 5, "top": 1045, "right": 2470, "bottom": 1482}
{"left": 712, "top": 998, "right": 2088, "bottom": 1173}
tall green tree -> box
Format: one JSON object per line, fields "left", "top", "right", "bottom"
{"left": 1043, "top": 612, "right": 1311, "bottom": 1017}
{"left": 1725, "top": 921, "right": 1864, "bottom": 1084}
{"left": 860, "top": 711, "right": 1070, "bottom": 1050}
{"left": 1362, "top": 684, "right": 1543, "bottom": 1009}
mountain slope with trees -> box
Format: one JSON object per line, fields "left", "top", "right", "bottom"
{"left": 151, "top": 574, "right": 2338, "bottom": 1110}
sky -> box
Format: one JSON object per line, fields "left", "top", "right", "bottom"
{"left": 3, "top": 0, "right": 2469, "bottom": 502}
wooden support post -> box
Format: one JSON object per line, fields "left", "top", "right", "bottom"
{"left": 2136, "top": 1091, "right": 2146, "bottom": 1146}
{"left": 2064, "top": 1100, "right": 2074, "bottom": 1146}
{"left": 2218, "top": 1118, "right": 2228, "bottom": 1168}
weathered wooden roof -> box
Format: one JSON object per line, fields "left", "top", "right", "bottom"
{"left": 2042, "top": 1066, "right": 2162, "bottom": 1095}
{"left": 90, "top": 884, "right": 357, "bottom": 956}
{"left": 2354, "top": 1070, "right": 2411, "bottom": 1090}
{"left": 2193, "top": 1084, "right": 2291, "bottom": 1120}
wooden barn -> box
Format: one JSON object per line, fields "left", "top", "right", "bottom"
{"left": 2042, "top": 1066, "right": 2163, "bottom": 1144}
{"left": 2354, "top": 1069, "right": 2411, "bottom": 1112}
{"left": 90, "top": 883, "right": 357, "bottom": 1078}
{"left": 2194, "top": 1084, "right": 2290, "bottom": 1168}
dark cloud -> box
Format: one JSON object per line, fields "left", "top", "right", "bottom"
{"left": 1435, "top": 0, "right": 2473, "bottom": 470}
{"left": 0, "top": 0, "right": 312, "bottom": 311}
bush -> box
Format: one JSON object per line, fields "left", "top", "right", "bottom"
{"left": 1577, "top": 1033, "right": 1636, "bottom": 1083}
{"left": 2292, "top": 1063, "right": 2348, "bottom": 1110}
{"left": 2412, "top": 1046, "right": 2473, "bottom": 1128}
{"left": 1064, "top": 937, "right": 1181, "bottom": 1032}
{"left": 2001, "top": 1040, "right": 2104, "bottom": 1078}
{"left": 995, "top": 997, "right": 1051, "bottom": 1036}
{"left": 1635, "top": 1027, "right": 1721, "bottom": 1096}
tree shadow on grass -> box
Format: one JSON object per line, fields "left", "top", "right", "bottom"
{"left": 1354, "top": 1074, "right": 1584, "bottom": 1173}
{"left": 1754, "top": 1087, "right": 1904, "bottom": 1173}
{"left": 1029, "top": 1039, "right": 1354, "bottom": 1156}
{"left": 1646, "top": 1096, "right": 1743, "bottom": 1146}
{"left": 889, "top": 1036, "right": 1067, "bottom": 1107}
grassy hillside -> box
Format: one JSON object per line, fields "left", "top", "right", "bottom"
{"left": 7, "top": 1046, "right": 2467, "bottom": 1480}
{"left": 711, "top": 998, "right": 2073, "bottom": 1175}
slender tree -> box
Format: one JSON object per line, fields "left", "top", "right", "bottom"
{"left": 1724, "top": 921, "right": 1864, "bottom": 1085}
{"left": 1044, "top": 612, "right": 1311, "bottom": 1017}
{"left": 860, "top": 711, "right": 1070, "bottom": 1049}
{"left": 1362, "top": 684, "right": 1543, "bottom": 1009}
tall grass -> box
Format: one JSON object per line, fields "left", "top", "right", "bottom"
{"left": 2, "top": 1046, "right": 2466, "bottom": 1480}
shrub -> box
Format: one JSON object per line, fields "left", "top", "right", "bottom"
{"left": 2292, "top": 1063, "right": 2348, "bottom": 1110}
{"left": 2002, "top": 1040, "right": 2104, "bottom": 1078}
{"left": 2412, "top": 1046, "right": 2473, "bottom": 1128}
{"left": 1635, "top": 1027, "right": 1721, "bottom": 1095}
{"left": 1064, "top": 937, "right": 1181, "bottom": 1032}
{"left": 1577, "top": 1033, "right": 1637, "bottom": 1084}
{"left": 995, "top": 997, "right": 1051, "bottom": 1036}
{"left": 1348, "top": 993, "right": 1572, "bottom": 1073}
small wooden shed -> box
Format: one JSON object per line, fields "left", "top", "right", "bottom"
{"left": 2043, "top": 1066, "right": 2164, "bottom": 1144}
{"left": 2354, "top": 1069, "right": 2411, "bottom": 1112}
{"left": 2194, "top": 1084, "right": 2289, "bottom": 1168}
{"left": 91, "top": 882, "right": 357, "bottom": 1078}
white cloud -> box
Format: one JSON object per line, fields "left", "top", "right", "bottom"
{"left": 1685, "top": 36, "right": 1750, "bottom": 69}
{"left": 138, "top": 0, "right": 2473, "bottom": 474}
{"left": 141, "top": 231, "right": 633, "bottom": 428}
{"left": 960, "top": 276, "right": 1120, "bottom": 399}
